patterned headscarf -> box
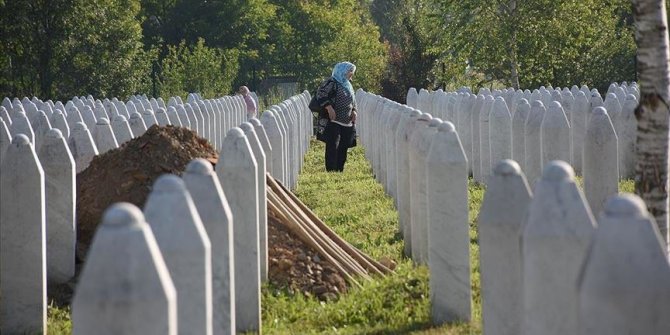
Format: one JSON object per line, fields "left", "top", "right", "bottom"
{"left": 331, "top": 62, "right": 356, "bottom": 96}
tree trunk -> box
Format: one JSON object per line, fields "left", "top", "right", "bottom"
{"left": 632, "top": 0, "right": 670, "bottom": 253}
{"left": 508, "top": 0, "right": 520, "bottom": 89}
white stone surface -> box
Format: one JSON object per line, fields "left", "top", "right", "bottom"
{"left": 0, "top": 134, "right": 46, "bottom": 334}
{"left": 240, "top": 122, "right": 268, "bottom": 282}
{"left": 578, "top": 194, "right": 670, "bottom": 335}
{"left": 479, "top": 95, "right": 494, "bottom": 182}
{"left": 407, "top": 88, "right": 418, "bottom": 108}
{"left": 571, "top": 91, "right": 589, "bottom": 174}
{"left": 111, "top": 114, "right": 134, "bottom": 144}
{"left": 68, "top": 122, "right": 99, "bottom": 173}
{"left": 471, "top": 95, "right": 485, "bottom": 182}
{"left": 31, "top": 110, "right": 52, "bottom": 151}
{"left": 408, "top": 114, "right": 436, "bottom": 263}
{"left": 521, "top": 161, "right": 596, "bottom": 335}
{"left": 250, "top": 118, "right": 273, "bottom": 175}
{"left": 512, "top": 98, "right": 530, "bottom": 172}
{"left": 541, "top": 101, "right": 571, "bottom": 167}
{"left": 155, "top": 107, "right": 172, "bottom": 126}
{"left": 619, "top": 94, "right": 638, "bottom": 179}
{"left": 0, "top": 118, "right": 10, "bottom": 165}
{"left": 51, "top": 110, "right": 70, "bottom": 139}
{"left": 583, "top": 107, "right": 619, "bottom": 217}
{"left": 143, "top": 109, "right": 158, "bottom": 129}
{"left": 489, "top": 97, "right": 513, "bottom": 174}
{"left": 426, "top": 121, "right": 471, "bottom": 324}
{"left": 524, "top": 100, "right": 545, "bottom": 186}
{"left": 129, "top": 112, "right": 148, "bottom": 137}
{"left": 176, "top": 105, "right": 192, "bottom": 129}
{"left": 216, "top": 128, "right": 261, "bottom": 333}
{"left": 396, "top": 109, "right": 422, "bottom": 256}
{"left": 72, "top": 203, "right": 177, "bottom": 335}
{"left": 143, "top": 175, "right": 213, "bottom": 335}
{"left": 458, "top": 94, "right": 474, "bottom": 173}
{"left": 261, "top": 110, "right": 285, "bottom": 183}
{"left": 11, "top": 111, "right": 35, "bottom": 144}
{"left": 167, "top": 106, "right": 183, "bottom": 127}
{"left": 479, "top": 160, "right": 532, "bottom": 335}
{"left": 37, "top": 129, "right": 76, "bottom": 284}
{"left": 184, "top": 159, "right": 236, "bottom": 335}
{"left": 93, "top": 118, "right": 119, "bottom": 154}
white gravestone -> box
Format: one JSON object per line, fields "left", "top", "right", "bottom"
{"left": 176, "top": 105, "right": 192, "bottom": 129}
{"left": 144, "top": 175, "right": 213, "bottom": 335}
{"left": 93, "top": 118, "right": 119, "bottom": 154}
{"left": 1, "top": 106, "right": 12, "bottom": 125}
{"left": 0, "top": 134, "right": 46, "bottom": 334}
{"left": 31, "top": 110, "right": 52, "bottom": 151}
{"left": 143, "top": 109, "right": 159, "bottom": 129}
{"left": 408, "top": 114, "right": 436, "bottom": 264}
{"left": 240, "top": 122, "right": 269, "bottom": 282}
{"left": 583, "top": 107, "right": 619, "bottom": 216}
{"left": 479, "top": 159, "right": 532, "bottom": 335}
{"left": 72, "top": 203, "right": 177, "bottom": 335}
{"left": 470, "top": 95, "right": 485, "bottom": 182}
{"left": 572, "top": 91, "right": 589, "bottom": 174}
{"left": 577, "top": 194, "right": 670, "bottom": 335}
{"left": 129, "top": 112, "right": 148, "bottom": 137}
{"left": 216, "top": 128, "right": 261, "bottom": 334}
{"left": 68, "top": 122, "right": 99, "bottom": 173}
{"left": 80, "top": 105, "right": 98, "bottom": 132}
{"left": 426, "top": 121, "right": 471, "bottom": 324}
{"left": 489, "top": 97, "right": 513, "bottom": 173}
{"left": 619, "top": 94, "right": 638, "bottom": 179}
{"left": 11, "top": 111, "right": 35, "bottom": 144}
{"left": 521, "top": 161, "right": 596, "bottom": 335}
{"left": 512, "top": 98, "right": 530, "bottom": 172}
{"left": 479, "top": 95, "right": 494, "bottom": 182}
{"left": 184, "top": 159, "right": 236, "bottom": 335}
{"left": 167, "top": 106, "right": 183, "bottom": 127}
{"left": 51, "top": 110, "right": 70, "bottom": 139}
{"left": 260, "top": 110, "right": 285, "bottom": 183}
{"left": 524, "top": 100, "right": 546, "bottom": 186}
{"left": 250, "top": 118, "right": 274, "bottom": 176}
{"left": 407, "top": 87, "right": 418, "bottom": 108}
{"left": 38, "top": 129, "right": 76, "bottom": 284}
{"left": 541, "top": 101, "right": 571, "bottom": 167}
{"left": 111, "top": 114, "right": 134, "bottom": 144}
{"left": 0, "top": 118, "right": 10, "bottom": 164}
{"left": 155, "top": 107, "right": 172, "bottom": 126}
{"left": 396, "top": 109, "right": 422, "bottom": 256}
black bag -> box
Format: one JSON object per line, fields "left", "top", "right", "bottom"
{"left": 350, "top": 124, "right": 357, "bottom": 148}
{"left": 315, "top": 117, "right": 329, "bottom": 142}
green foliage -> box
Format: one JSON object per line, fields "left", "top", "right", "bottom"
{"left": 422, "top": 0, "right": 636, "bottom": 92}
{"left": 47, "top": 304, "right": 72, "bottom": 334}
{"left": 158, "top": 39, "right": 240, "bottom": 98}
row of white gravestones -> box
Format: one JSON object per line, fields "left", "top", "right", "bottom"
{"left": 0, "top": 91, "right": 312, "bottom": 334}
{"left": 402, "top": 83, "right": 636, "bottom": 220}
{"left": 478, "top": 159, "right": 670, "bottom": 335}
{"left": 356, "top": 90, "right": 472, "bottom": 324}
{"left": 405, "top": 82, "right": 639, "bottom": 182}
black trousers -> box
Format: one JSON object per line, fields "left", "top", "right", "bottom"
{"left": 324, "top": 122, "right": 354, "bottom": 172}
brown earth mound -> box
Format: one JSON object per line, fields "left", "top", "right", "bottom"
{"left": 76, "top": 125, "right": 218, "bottom": 258}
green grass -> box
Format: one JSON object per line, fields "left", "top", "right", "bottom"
{"left": 46, "top": 140, "right": 638, "bottom": 334}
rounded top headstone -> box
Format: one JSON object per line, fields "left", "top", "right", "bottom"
{"left": 45, "top": 128, "right": 64, "bottom": 140}
{"left": 603, "top": 194, "right": 648, "bottom": 218}
{"left": 409, "top": 108, "right": 421, "bottom": 117}
{"left": 185, "top": 158, "right": 214, "bottom": 175}
{"left": 531, "top": 100, "right": 545, "bottom": 108}
{"left": 249, "top": 118, "right": 262, "bottom": 126}
{"left": 549, "top": 101, "right": 563, "bottom": 110}
{"left": 227, "top": 127, "right": 245, "bottom": 139}
{"left": 73, "top": 122, "right": 88, "bottom": 131}
{"left": 240, "top": 122, "right": 254, "bottom": 132}
{"left": 592, "top": 106, "right": 608, "bottom": 116}
{"left": 130, "top": 112, "right": 142, "bottom": 119}
{"left": 113, "top": 114, "right": 127, "bottom": 122}
{"left": 493, "top": 159, "right": 522, "bottom": 176}
{"left": 438, "top": 121, "right": 456, "bottom": 132}
{"left": 12, "top": 133, "right": 31, "bottom": 146}
{"left": 153, "top": 174, "right": 185, "bottom": 192}
{"left": 417, "top": 113, "right": 432, "bottom": 122}
{"left": 96, "top": 117, "right": 110, "bottom": 125}
{"left": 102, "top": 202, "right": 144, "bottom": 227}
{"left": 542, "top": 160, "right": 575, "bottom": 182}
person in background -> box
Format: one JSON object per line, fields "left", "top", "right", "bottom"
{"left": 239, "top": 85, "right": 257, "bottom": 119}
{"left": 314, "top": 61, "right": 357, "bottom": 172}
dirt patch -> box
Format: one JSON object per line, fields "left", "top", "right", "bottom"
{"left": 51, "top": 124, "right": 347, "bottom": 307}
{"left": 76, "top": 125, "right": 218, "bottom": 259}
{"left": 268, "top": 216, "right": 347, "bottom": 300}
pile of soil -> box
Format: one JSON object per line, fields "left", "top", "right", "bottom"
{"left": 59, "top": 124, "right": 348, "bottom": 306}
{"left": 268, "top": 216, "right": 348, "bottom": 300}
{"left": 76, "top": 125, "right": 218, "bottom": 258}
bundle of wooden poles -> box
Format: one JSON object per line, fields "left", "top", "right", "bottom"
{"left": 266, "top": 174, "right": 392, "bottom": 288}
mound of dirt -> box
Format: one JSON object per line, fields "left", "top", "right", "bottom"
{"left": 76, "top": 125, "right": 218, "bottom": 258}
{"left": 268, "top": 216, "right": 347, "bottom": 300}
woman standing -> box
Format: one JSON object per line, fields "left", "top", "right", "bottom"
{"left": 314, "top": 62, "right": 357, "bottom": 172}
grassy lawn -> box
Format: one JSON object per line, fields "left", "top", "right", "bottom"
{"left": 46, "top": 139, "right": 635, "bottom": 334}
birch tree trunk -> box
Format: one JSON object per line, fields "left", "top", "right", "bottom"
{"left": 632, "top": 0, "right": 670, "bottom": 252}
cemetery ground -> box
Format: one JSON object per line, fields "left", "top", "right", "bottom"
{"left": 46, "top": 139, "right": 635, "bottom": 335}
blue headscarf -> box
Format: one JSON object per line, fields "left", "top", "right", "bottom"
{"left": 331, "top": 62, "right": 356, "bottom": 96}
